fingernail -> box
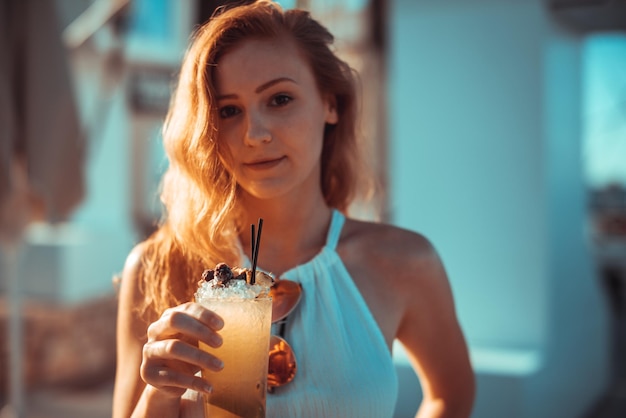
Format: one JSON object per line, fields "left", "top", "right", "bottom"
{"left": 212, "top": 334, "right": 223, "bottom": 347}
{"left": 213, "top": 358, "right": 224, "bottom": 370}
{"left": 212, "top": 316, "right": 224, "bottom": 330}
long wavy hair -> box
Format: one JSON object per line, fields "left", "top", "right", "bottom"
{"left": 137, "top": 0, "right": 369, "bottom": 319}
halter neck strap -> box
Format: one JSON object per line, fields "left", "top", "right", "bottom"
{"left": 325, "top": 209, "right": 345, "bottom": 250}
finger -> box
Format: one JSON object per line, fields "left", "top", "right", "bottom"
{"left": 190, "top": 303, "right": 224, "bottom": 331}
{"left": 147, "top": 308, "right": 223, "bottom": 348}
{"left": 145, "top": 339, "right": 224, "bottom": 372}
{"left": 141, "top": 364, "right": 213, "bottom": 395}
{"left": 169, "top": 302, "right": 224, "bottom": 330}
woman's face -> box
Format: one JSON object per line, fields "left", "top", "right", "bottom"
{"left": 214, "top": 37, "right": 338, "bottom": 202}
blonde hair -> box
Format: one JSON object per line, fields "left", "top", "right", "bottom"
{"left": 137, "top": 0, "right": 369, "bottom": 318}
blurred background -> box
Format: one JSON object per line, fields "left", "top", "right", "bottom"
{"left": 0, "top": 0, "right": 625, "bottom": 417}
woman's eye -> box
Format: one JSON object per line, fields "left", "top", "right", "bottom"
{"left": 270, "top": 94, "right": 292, "bottom": 107}
{"left": 219, "top": 105, "right": 240, "bottom": 119}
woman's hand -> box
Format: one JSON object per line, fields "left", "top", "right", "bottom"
{"left": 140, "top": 302, "right": 225, "bottom": 399}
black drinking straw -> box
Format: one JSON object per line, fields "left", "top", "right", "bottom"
{"left": 251, "top": 218, "right": 263, "bottom": 285}
{"left": 251, "top": 224, "right": 256, "bottom": 263}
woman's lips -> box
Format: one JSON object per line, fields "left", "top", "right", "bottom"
{"left": 244, "top": 156, "right": 286, "bottom": 171}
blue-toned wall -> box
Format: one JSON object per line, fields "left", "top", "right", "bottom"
{"left": 389, "top": 0, "right": 610, "bottom": 417}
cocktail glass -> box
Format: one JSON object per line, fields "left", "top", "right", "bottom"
{"left": 196, "top": 295, "right": 272, "bottom": 418}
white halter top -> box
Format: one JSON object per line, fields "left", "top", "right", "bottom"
{"left": 181, "top": 209, "right": 399, "bottom": 417}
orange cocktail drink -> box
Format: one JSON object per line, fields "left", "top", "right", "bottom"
{"left": 196, "top": 268, "right": 272, "bottom": 418}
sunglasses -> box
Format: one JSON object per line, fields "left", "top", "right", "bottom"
{"left": 267, "top": 278, "right": 302, "bottom": 392}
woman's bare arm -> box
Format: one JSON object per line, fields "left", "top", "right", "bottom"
{"left": 113, "top": 245, "right": 180, "bottom": 417}
{"left": 112, "top": 245, "right": 224, "bottom": 418}
{"left": 395, "top": 235, "right": 475, "bottom": 418}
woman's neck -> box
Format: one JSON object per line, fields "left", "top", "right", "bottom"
{"left": 239, "top": 192, "right": 333, "bottom": 276}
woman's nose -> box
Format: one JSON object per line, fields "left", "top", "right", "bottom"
{"left": 244, "top": 111, "right": 272, "bottom": 145}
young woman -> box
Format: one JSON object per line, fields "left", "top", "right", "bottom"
{"left": 112, "top": 1, "right": 475, "bottom": 417}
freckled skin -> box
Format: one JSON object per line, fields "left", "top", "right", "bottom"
{"left": 214, "top": 38, "right": 338, "bottom": 204}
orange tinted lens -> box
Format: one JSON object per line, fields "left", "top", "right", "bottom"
{"left": 267, "top": 335, "right": 297, "bottom": 390}
{"left": 269, "top": 280, "right": 302, "bottom": 323}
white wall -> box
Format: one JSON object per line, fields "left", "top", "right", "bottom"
{"left": 389, "top": 0, "right": 610, "bottom": 417}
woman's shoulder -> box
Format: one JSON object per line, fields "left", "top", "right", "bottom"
{"left": 342, "top": 217, "right": 438, "bottom": 262}
{"left": 121, "top": 229, "right": 175, "bottom": 285}
{"left": 122, "top": 239, "right": 156, "bottom": 281}
{"left": 118, "top": 241, "right": 151, "bottom": 302}
{"left": 125, "top": 241, "right": 148, "bottom": 271}
{"left": 341, "top": 217, "right": 446, "bottom": 290}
